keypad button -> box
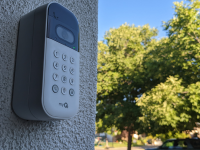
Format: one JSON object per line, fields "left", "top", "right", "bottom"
{"left": 54, "top": 50, "right": 59, "bottom": 58}
{"left": 52, "top": 85, "right": 59, "bottom": 93}
{"left": 69, "top": 78, "right": 74, "bottom": 85}
{"left": 53, "top": 61, "right": 59, "bottom": 70}
{"left": 69, "top": 89, "right": 75, "bottom": 96}
{"left": 62, "top": 65, "right": 67, "bottom": 72}
{"left": 70, "top": 57, "right": 75, "bottom": 64}
{"left": 61, "top": 76, "right": 67, "bottom": 83}
{"left": 53, "top": 73, "right": 59, "bottom": 81}
{"left": 62, "top": 54, "right": 67, "bottom": 61}
{"left": 69, "top": 67, "right": 75, "bottom": 75}
{"left": 61, "top": 87, "right": 67, "bottom": 95}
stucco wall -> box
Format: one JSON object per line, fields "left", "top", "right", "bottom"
{"left": 0, "top": 0, "right": 98, "bottom": 149}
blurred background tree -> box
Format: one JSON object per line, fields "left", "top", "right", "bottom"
{"left": 96, "top": 24, "right": 158, "bottom": 149}
{"left": 96, "top": 0, "right": 200, "bottom": 149}
{"left": 137, "top": 0, "right": 200, "bottom": 136}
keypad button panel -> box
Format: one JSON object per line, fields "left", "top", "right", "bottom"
{"left": 43, "top": 38, "right": 79, "bottom": 118}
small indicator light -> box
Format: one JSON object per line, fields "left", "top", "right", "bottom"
{"left": 73, "top": 47, "right": 75, "bottom": 49}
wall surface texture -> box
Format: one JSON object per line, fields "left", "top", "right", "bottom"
{"left": 0, "top": 0, "right": 98, "bottom": 149}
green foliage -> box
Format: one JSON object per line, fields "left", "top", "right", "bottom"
{"left": 145, "top": 132, "right": 190, "bottom": 143}
{"left": 97, "top": 23, "right": 158, "bottom": 133}
{"left": 155, "top": 132, "right": 190, "bottom": 142}
{"left": 96, "top": 120, "right": 121, "bottom": 136}
{"left": 97, "top": 0, "right": 200, "bottom": 141}
{"left": 136, "top": 0, "right": 200, "bottom": 135}
{"left": 187, "top": 82, "right": 200, "bottom": 115}
{"left": 137, "top": 76, "right": 195, "bottom": 135}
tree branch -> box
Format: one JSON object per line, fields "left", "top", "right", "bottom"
{"left": 187, "top": 32, "right": 200, "bottom": 44}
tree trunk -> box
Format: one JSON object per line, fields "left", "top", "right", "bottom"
{"left": 127, "top": 130, "right": 132, "bottom": 150}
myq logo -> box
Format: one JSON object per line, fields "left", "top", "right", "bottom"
{"left": 59, "top": 103, "right": 68, "bottom": 108}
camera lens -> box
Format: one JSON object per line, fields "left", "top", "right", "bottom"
{"left": 56, "top": 26, "right": 74, "bottom": 43}
{"left": 62, "top": 30, "right": 68, "bottom": 40}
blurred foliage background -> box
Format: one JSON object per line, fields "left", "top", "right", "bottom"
{"left": 96, "top": 0, "right": 200, "bottom": 149}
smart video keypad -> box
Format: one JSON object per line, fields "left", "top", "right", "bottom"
{"left": 12, "top": 2, "right": 80, "bottom": 120}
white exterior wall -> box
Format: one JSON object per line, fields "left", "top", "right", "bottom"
{"left": 0, "top": 0, "right": 98, "bottom": 149}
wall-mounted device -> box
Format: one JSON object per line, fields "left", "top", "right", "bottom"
{"left": 12, "top": 2, "right": 79, "bottom": 121}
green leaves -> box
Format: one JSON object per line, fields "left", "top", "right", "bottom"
{"left": 137, "top": 76, "right": 193, "bottom": 134}
{"left": 97, "top": 0, "right": 200, "bottom": 138}
{"left": 97, "top": 24, "right": 157, "bottom": 133}
{"left": 187, "top": 82, "right": 200, "bottom": 114}
{"left": 135, "top": 0, "right": 200, "bottom": 135}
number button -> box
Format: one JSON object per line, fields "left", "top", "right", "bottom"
{"left": 52, "top": 85, "right": 59, "bottom": 93}
{"left": 61, "top": 87, "right": 67, "bottom": 95}
{"left": 69, "top": 89, "right": 75, "bottom": 96}
{"left": 62, "top": 65, "right": 67, "bottom": 72}
{"left": 62, "top": 54, "right": 67, "bottom": 61}
{"left": 54, "top": 50, "right": 59, "bottom": 58}
{"left": 61, "top": 76, "right": 67, "bottom": 83}
{"left": 53, "top": 61, "right": 59, "bottom": 70}
{"left": 69, "top": 67, "right": 75, "bottom": 75}
{"left": 53, "top": 73, "right": 59, "bottom": 81}
{"left": 70, "top": 57, "right": 75, "bottom": 64}
{"left": 69, "top": 78, "right": 74, "bottom": 85}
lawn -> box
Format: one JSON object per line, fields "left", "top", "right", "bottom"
{"left": 95, "top": 142, "right": 126, "bottom": 148}
{"left": 95, "top": 141, "right": 144, "bottom": 148}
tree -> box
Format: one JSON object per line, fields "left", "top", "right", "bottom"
{"left": 137, "top": 0, "right": 200, "bottom": 136}
{"left": 137, "top": 76, "right": 195, "bottom": 135}
{"left": 97, "top": 0, "right": 200, "bottom": 146}
{"left": 96, "top": 24, "right": 158, "bottom": 150}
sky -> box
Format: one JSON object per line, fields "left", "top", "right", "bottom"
{"left": 98, "top": 0, "right": 185, "bottom": 41}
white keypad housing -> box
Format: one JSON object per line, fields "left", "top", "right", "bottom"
{"left": 42, "top": 38, "right": 79, "bottom": 119}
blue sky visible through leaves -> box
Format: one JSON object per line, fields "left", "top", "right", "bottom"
{"left": 98, "top": 0, "right": 185, "bottom": 41}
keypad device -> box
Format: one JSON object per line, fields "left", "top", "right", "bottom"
{"left": 43, "top": 38, "right": 79, "bottom": 118}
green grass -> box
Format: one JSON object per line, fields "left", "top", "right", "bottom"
{"left": 95, "top": 141, "right": 145, "bottom": 148}
{"left": 95, "top": 142, "right": 126, "bottom": 148}
{"left": 107, "top": 142, "right": 128, "bottom": 147}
